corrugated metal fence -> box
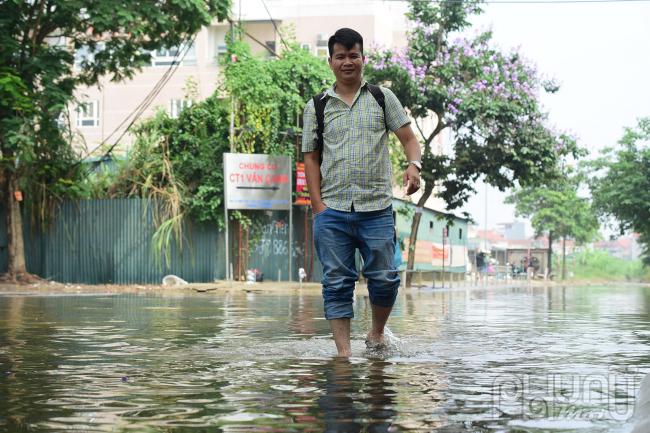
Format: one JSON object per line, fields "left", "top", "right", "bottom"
{"left": 0, "top": 199, "right": 323, "bottom": 284}
{"left": 0, "top": 198, "right": 466, "bottom": 284}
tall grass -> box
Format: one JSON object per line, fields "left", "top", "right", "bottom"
{"left": 568, "top": 250, "right": 649, "bottom": 281}
{"left": 104, "top": 124, "right": 188, "bottom": 270}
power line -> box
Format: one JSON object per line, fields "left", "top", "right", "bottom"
{"left": 84, "top": 19, "right": 281, "bottom": 163}
{"left": 228, "top": 18, "right": 281, "bottom": 57}
{"left": 102, "top": 35, "right": 197, "bottom": 157}
{"left": 97, "top": 49, "right": 178, "bottom": 147}
{"left": 244, "top": 29, "right": 281, "bottom": 57}
{"left": 380, "top": 0, "right": 649, "bottom": 3}
{"left": 260, "top": 0, "right": 290, "bottom": 51}
{"left": 80, "top": 34, "right": 196, "bottom": 160}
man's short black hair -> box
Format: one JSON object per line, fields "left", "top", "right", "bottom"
{"left": 328, "top": 28, "right": 363, "bottom": 58}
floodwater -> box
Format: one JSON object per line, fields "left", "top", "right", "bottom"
{"left": 1, "top": 285, "right": 649, "bottom": 432}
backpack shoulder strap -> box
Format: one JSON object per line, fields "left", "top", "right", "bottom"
{"left": 366, "top": 83, "right": 388, "bottom": 131}
{"left": 313, "top": 92, "right": 328, "bottom": 164}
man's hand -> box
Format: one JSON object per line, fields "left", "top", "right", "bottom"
{"left": 394, "top": 125, "right": 422, "bottom": 196}
{"left": 403, "top": 165, "right": 421, "bottom": 196}
{"left": 312, "top": 200, "right": 328, "bottom": 214}
{"left": 304, "top": 151, "right": 326, "bottom": 215}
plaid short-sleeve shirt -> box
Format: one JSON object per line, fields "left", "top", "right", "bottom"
{"left": 301, "top": 81, "right": 410, "bottom": 212}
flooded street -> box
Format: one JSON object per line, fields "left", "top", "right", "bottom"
{"left": 1, "top": 285, "right": 649, "bottom": 432}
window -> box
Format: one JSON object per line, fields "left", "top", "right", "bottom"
{"left": 216, "top": 44, "right": 228, "bottom": 63}
{"left": 183, "top": 43, "right": 197, "bottom": 66}
{"left": 74, "top": 42, "right": 105, "bottom": 69}
{"left": 265, "top": 40, "right": 276, "bottom": 56}
{"left": 76, "top": 100, "right": 99, "bottom": 127}
{"left": 316, "top": 33, "right": 328, "bottom": 58}
{"left": 429, "top": 221, "right": 434, "bottom": 230}
{"left": 170, "top": 99, "right": 193, "bottom": 118}
{"left": 46, "top": 35, "right": 67, "bottom": 48}
{"left": 74, "top": 46, "right": 91, "bottom": 68}
{"left": 459, "top": 228, "right": 463, "bottom": 240}
{"left": 152, "top": 43, "right": 196, "bottom": 67}
{"left": 56, "top": 112, "right": 67, "bottom": 129}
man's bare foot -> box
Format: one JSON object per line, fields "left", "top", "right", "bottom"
{"left": 365, "top": 331, "right": 387, "bottom": 350}
{"left": 335, "top": 349, "right": 352, "bottom": 357}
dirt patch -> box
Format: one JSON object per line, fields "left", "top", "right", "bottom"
{"left": 0, "top": 280, "right": 328, "bottom": 296}
{"left": 0, "top": 279, "right": 646, "bottom": 297}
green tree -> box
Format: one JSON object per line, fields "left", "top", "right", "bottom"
{"left": 224, "top": 37, "right": 331, "bottom": 155}
{"left": 506, "top": 174, "right": 600, "bottom": 279}
{"left": 364, "top": 0, "right": 577, "bottom": 285}
{"left": 0, "top": 0, "right": 231, "bottom": 280}
{"left": 589, "top": 117, "right": 650, "bottom": 265}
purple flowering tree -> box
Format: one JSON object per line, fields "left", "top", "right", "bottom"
{"left": 365, "top": 0, "right": 578, "bottom": 285}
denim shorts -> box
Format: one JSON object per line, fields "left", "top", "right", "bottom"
{"left": 313, "top": 205, "right": 400, "bottom": 320}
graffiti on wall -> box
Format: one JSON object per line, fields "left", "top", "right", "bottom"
{"left": 252, "top": 219, "right": 303, "bottom": 259}
{"left": 254, "top": 219, "right": 288, "bottom": 258}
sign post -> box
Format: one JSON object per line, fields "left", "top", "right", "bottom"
{"left": 442, "top": 226, "right": 449, "bottom": 288}
{"left": 224, "top": 188, "right": 230, "bottom": 281}
{"left": 294, "top": 162, "right": 312, "bottom": 279}
{"left": 223, "top": 153, "right": 292, "bottom": 282}
{"left": 294, "top": 162, "right": 311, "bottom": 206}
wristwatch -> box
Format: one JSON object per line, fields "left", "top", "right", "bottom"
{"left": 408, "top": 160, "right": 422, "bottom": 172}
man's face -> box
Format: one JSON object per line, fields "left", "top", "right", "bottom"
{"left": 328, "top": 43, "right": 364, "bottom": 85}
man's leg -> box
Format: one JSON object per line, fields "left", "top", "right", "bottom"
{"left": 356, "top": 207, "right": 400, "bottom": 346}
{"left": 313, "top": 208, "right": 358, "bottom": 357}
{"left": 329, "top": 318, "right": 351, "bottom": 357}
{"left": 367, "top": 304, "right": 392, "bottom": 344}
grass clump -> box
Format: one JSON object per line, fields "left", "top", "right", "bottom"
{"left": 569, "top": 249, "right": 648, "bottom": 281}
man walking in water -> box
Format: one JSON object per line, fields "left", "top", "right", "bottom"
{"left": 302, "top": 28, "right": 422, "bottom": 357}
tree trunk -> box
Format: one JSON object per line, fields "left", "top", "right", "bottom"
{"left": 562, "top": 235, "right": 567, "bottom": 280}
{"left": 6, "top": 173, "right": 27, "bottom": 279}
{"left": 547, "top": 231, "right": 553, "bottom": 278}
{"left": 405, "top": 182, "right": 434, "bottom": 287}
{"left": 404, "top": 123, "right": 442, "bottom": 288}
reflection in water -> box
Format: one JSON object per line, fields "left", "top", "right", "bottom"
{"left": 0, "top": 285, "right": 649, "bottom": 432}
{"left": 365, "top": 360, "right": 397, "bottom": 432}
{"left": 320, "top": 359, "right": 362, "bottom": 432}
{"left": 318, "top": 359, "right": 397, "bottom": 433}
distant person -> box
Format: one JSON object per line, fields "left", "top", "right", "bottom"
{"left": 302, "top": 28, "right": 422, "bottom": 357}
{"left": 476, "top": 252, "right": 485, "bottom": 273}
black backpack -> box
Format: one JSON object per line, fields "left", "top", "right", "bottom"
{"left": 312, "top": 83, "right": 387, "bottom": 164}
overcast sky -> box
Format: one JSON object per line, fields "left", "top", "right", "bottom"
{"left": 458, "top": 0, "right": 650, "bottom": 234}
